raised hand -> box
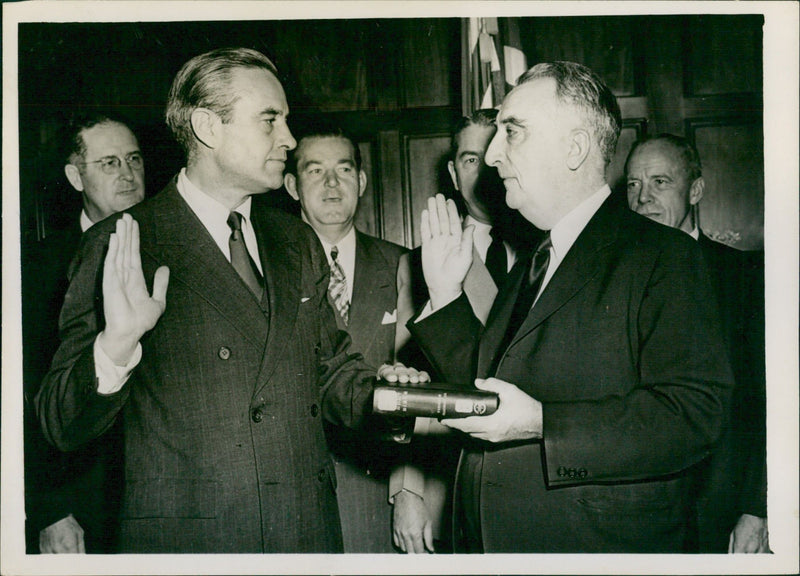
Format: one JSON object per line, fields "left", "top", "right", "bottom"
{"left": 420, "top": 194, "right": 474, "bottom": 310}
{"left": 98, "top": 213, "right": 169, "bottom": 366}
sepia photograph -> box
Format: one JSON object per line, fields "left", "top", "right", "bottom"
{"left": 2, "top": 1, "right": 797, "bottom": 574}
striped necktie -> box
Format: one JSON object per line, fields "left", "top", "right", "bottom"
{"left": 226, "top": 211, "right": 263, "bottom": 297}
{"left": 328, "top": 246, "right": 350, "bottom": 325}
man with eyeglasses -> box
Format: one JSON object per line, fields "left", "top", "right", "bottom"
{"left": 22, "top": 111, "right": 145, "bottom": 553}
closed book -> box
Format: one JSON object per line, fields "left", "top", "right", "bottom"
{"left": 373, "top": 382, "right": 498, "bottom": 418}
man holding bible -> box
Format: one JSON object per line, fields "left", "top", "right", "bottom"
{"left": 407, "top": 61, "right": 733, "bottom": 552}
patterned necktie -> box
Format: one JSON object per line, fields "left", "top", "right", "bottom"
{"left": 328, "top": 246, "right": 350, "bottom": 325}
{"left": 485, "top": 226, "right": 508, "bottom": 288}
{"left": 226, "top": 211, "right": 263, "bottom": 297}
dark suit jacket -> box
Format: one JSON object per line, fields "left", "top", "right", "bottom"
{"left": 694, "top": 233, "right": 766, "bottom": 551}
{"left": 36, "top": 180, "right": 378, "bottom": 553}
{"left": 409, "top": 195, "right": 734, "bottom": 552}
{"left": 22, "top": 225, "right": 123, "bottom": 553}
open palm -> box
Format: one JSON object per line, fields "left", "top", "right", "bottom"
{"left": 420, "top": 194, "right": 473, "bottom": 310}
{"left": 100, "top": 214, "right": 169, "bottom": 365}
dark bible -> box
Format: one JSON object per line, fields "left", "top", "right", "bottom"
{"left": 373, "top": 382, "right": 499, "bottom": 418}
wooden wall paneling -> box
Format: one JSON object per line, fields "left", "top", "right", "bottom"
{"left": 403, "top": 134, "right": 452, "bottom": 248}
{"left": 607, "top": 118, "right": 648, "bottom": 194}
{"left": 689, "top": 119, "right": 764, "bottom": 250}
{"left": 354, "top": 141, "right": 380, "bottom": 238}
{"left": 274, "top": 20, "right": 370, "bottom": 112}
{"left": 378, "top": 130, "right": 407, "bottom": 247}
{"left": 400, "top": 18, "right": 460, "bottom": 109}
{"left": 518, "top": 16, "right": 637, "bottom": 96}
{"left": 685, "top": 15, "right": 763, "bottom": 96}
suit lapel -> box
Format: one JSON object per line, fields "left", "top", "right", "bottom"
{"left": 477, "top": 197, "right": 622, "bottom": 375}
{"left": 349, "top": 232, "right": 395, "bottom": 344}
{"left": 148, "top": 185, "right": 268, "bottom": 351}
{"left": 250, "top": 205, "right": 302, "bottom": 394}
{"left": 508, "top": 197, "right": 621, "bottom": 349}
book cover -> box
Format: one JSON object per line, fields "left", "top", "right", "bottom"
{"left": 373, "top": 382, "right": 499, "bottom": 418}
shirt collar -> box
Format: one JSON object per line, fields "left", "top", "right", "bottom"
{"left": 79, "top": 210, "right": 94, "bottom": 232}
{"left": 315, "top": 225, "right": 357, "bottom": 262}
{"left": 549, "top": 184, "right": 611, "bottom": 263}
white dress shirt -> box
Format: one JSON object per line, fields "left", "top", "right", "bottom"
{"left": 465, "top": 215, "right": 516, "bottom": 272}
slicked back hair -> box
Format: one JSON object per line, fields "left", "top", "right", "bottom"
{"left": 625, "top": 133, "right": 703, "bottom": 182}
{"left": 287, "top": 123, "right": 362, "bottom": 175}
{"left": 517, "top": 61, "right": 621, "bottom": 167}
{"left": 165, "top": 47, "right": 279, "bottom": 160}
{"left": 63, "top": 111, "right": 133, "bottom": 165}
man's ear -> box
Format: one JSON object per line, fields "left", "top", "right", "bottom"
{"left": 190, "top": 108, "right": 220, "bottom": 150}
{"left": 689, "top": 176, "right": 705, "bottom": 206}
{"left": 64, "top": 164, "right": 84, "bottom": 192}
{"left": 566, "top": 128, "right": 592, "bottom": 171}
{"left": 447, "top": 160, "right": 459, "bottom": 191}
{"left": 284, "top": 173, "right": 300, "bottom": 201}
{"left": 357, "top": 169, "right": 367, "bottom": 198}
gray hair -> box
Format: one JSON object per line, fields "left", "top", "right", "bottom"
{"left": 165, "top": 47, "right": 278, "bottom": 159}
{"left": 518, "top": 61, "right": 621, "bottom": 167}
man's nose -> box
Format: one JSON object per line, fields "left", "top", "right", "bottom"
{"left": 118, "top": 159, "right": 135, "bottom": 180}
{"left": 324, "top": 170, "right": 339, "bottom": 187}
{"left": 279, "top": 122, "right": 297, "bottom": 151}
{"left": 638, "top": 183, "right": 653, "bottom": 204}
{"left": 485, "top": 130, "right": 502, "bottom": 166}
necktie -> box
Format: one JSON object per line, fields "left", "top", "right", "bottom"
{"left": 227, "top": 211, "right": 263, "bottom": 297}
{"left": 485, "top": 226, "right": 508, "bottom": 288}
{"left": 328, "top": 246, "right": 350, "bottom": 325}
{"left": 495, "top": 233, "right": 552, "bottom": 362}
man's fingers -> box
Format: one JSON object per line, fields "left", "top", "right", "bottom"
{"left": 130, "top": 217, "right": 143, "bottom": 271}
{"left": 423, "top": 523, "right": 436, "bottom": 553}
{"left": 152, "top": 266, "right": 170, "bottom": 307}
{"left": 447, "top": 197, "right": 462, "bottom": 238}
{"left": 434, "top": 194, "right": 450, "bottom": 236}
{"left": 420, "top": 209, "right": 431, "bottom": 243}
{"left": 427, "top": 196, "right": 441, "bottom": 237}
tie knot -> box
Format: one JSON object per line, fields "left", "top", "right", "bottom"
{"left": 330, "top": 246, "right": 339, "bottom": 261}
{"left": 535, "top": 233, "right": 552, "bottom": 255}
{"left": 227, "top": 211, "right": 243, "bottom": 233}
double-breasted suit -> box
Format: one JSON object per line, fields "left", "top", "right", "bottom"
{"left": 325, "top": 230, "right": 406, "bottom": 552}
{"left": 409, "top": 194, "right": 734, "bottom": 552}
{"left": 37, "top": 181, "right": 377, "bottom": 553}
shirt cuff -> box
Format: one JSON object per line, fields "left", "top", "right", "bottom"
{"left": 94, "top": 334, "right": 141, "bottom": 395}
{"left": 414, "top": 291, "right": 463, "bottom": 324}
{"left": 388, "top": 463, "right": 427, "bottom": 504}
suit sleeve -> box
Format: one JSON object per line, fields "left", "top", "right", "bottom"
{"left": 35, "top": 223, "right": 130, "bottom": 452}
{"left": 313, "top": 237, "right": 380, "bottom": 430}
{"left": 541, "top": 237, "right": 734, "bottom": 485}
{"left": 406, "top": 292, "right": 483, "bottom": 386}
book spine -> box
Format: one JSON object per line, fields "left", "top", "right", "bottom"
{"left": 373, "top": 388, "right": 498, "bottom": 418}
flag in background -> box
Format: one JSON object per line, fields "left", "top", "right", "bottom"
{"left": 463, "top": 17, "right": 528, "bottom": 114}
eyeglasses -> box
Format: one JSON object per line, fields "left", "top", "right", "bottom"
{"left": 79, "top": 152, "right": 144, "bottom": 174}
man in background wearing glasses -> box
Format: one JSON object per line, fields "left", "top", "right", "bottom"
{"left": 22, "top": 112, "right": 145, "bottom": 553}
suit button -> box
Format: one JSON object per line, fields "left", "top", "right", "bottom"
{"left": 578, "top": 468, "right": 588, "bottom": 479}
{"left": 568, "top": 468, "right": 577, "bottom": 478}
{"left": 310, "top": 403, "right": 319, "bottom": 417}
{"left": 557, "top": 467, "right": 568, "bottom": 477}
{"left": 317, "top": 469, "right": 327, "bottom": 483}
{"left": 218, "top": 347, "right": 231, "bottom": 360}
{"left": 251, "top": 408, "right": 264, "bottom": 423}
{"left": 314, "top": 343, "right": 321, "bottom": 355}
